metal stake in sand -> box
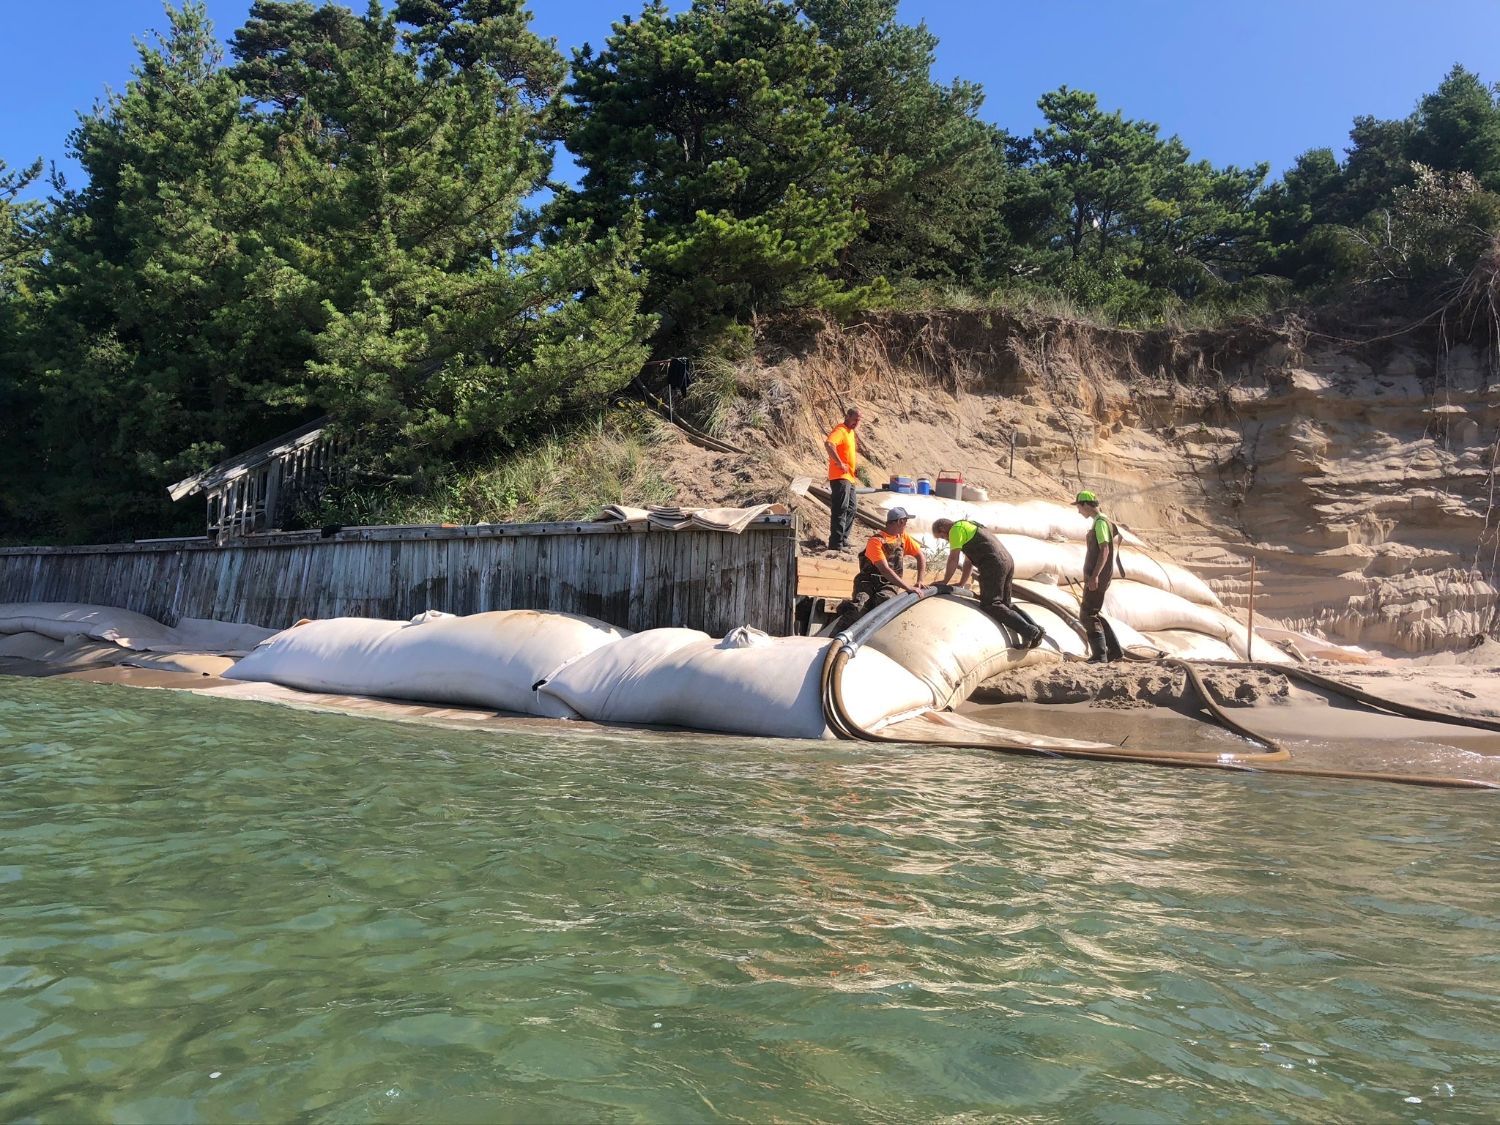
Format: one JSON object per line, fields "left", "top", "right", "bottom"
{"left": 1246, "top": 556, "right": 1256, "bottom": 663}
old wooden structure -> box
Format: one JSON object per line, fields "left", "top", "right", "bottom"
{"left": 167, "top": 418, "right": 342, "bottom": 545}
{"left": 0, "top": 516, "right": 800, "bottom": 636}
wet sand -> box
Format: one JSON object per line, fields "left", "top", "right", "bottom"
{"left": 962, "top": 662, "right": 1500, "bottom": 786}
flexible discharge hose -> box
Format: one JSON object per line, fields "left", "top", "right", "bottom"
{"left": 819, "top": 591, "right": 1500, "bottom": 790}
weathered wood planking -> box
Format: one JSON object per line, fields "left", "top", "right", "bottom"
{"left": 796, "top": 554, "right": 859, "bottom": 599}
{"left": 0, "top": 517, "right": 799, "bottom": 635}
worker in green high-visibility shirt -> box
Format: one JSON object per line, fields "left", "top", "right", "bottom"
{"left": 932, "top": 517, "right": 1045, "bottom": 651}
{"left": 1074, "top": 490, "right": 1120, "bottom": 664}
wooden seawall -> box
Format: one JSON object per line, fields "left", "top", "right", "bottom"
{"left": 0, "top": 517, "right": 800, "bottom": 636}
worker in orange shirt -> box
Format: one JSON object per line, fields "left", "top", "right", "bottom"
{"left": 850, "top": 506, "right": 926, "bottom": 614}
{"left": 823, "top": 406, "right": 861, "bottom": 551}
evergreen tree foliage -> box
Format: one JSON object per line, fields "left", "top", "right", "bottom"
{"left": 1407, "top": 65, "right": 1500, "bottom": 190}
{"left": 13, "top": 0, "right": 649, "bottom": 540}
{"left": 1253, "top": 64, "right": 1500, "bottom": 301}
{"left": 25, "top": 4, "right": 277, "bottom": 537}
{"left": 0, "top": 159, "right": 48, "bottom": 538}
{"left": 797, "top": 0, "right": 1006, "bottom": 287}
{"left": 1007, "top": 87, "right": 1267, "bottom": 316}
{"left": 558, "top": 0, "right": 863, "bottom": 333}
{"left": 231, "top": 0, "right": 649, "bottom": 476}
{"left": 1253, "top": 147, "right": 1345, "bottom": 287}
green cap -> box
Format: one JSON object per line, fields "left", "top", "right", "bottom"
{"left": 1075, "top": 490, "right": 1097, "bottom": 504}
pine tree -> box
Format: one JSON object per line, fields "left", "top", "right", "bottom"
{"left": 797, "top": 0, "right": 1007, "bottom": 288}
{"left": 231, "top": 0, "right": 651, "bottom": 474}
{"left": 558, "top": 0, "right": 863, "bottom": 333}
{"left": 32, "top": 2, "right": 279, "bottom": 537}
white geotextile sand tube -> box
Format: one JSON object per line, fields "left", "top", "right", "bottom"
{"left": 0, "top": 602, "right": 275, "bottom": 653}
{"left": 1099, "top": 583, "right": 1295, "bottom": 664}
{"left": 865, "top": 595, "right": 1070, "bottom": 710}
{"left": 1143, "top": 629, "right": 1240, "bottom": 661}
{"left": 540, "top": 627, "right": 934, "bottom": 739}
{"left": 867, "top": 493, "right": 1148, "bottom": 548}
{"left": 227, "top": 609, "right": 630, "bottom": 718}
{"left": 860, "top": 495, "right": 1220, "bottom": 607}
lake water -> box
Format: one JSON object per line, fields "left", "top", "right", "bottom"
{"left": 2, "top": 675, "right": 1499, "bottom": 1123}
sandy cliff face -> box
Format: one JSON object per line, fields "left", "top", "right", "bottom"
{"left": 675, "top": 312, "right": 1499, "bottom": 654}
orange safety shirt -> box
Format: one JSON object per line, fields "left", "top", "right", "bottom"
{"left": 863, "top": 531, "right": 921, "bottom": 572}
{"left": 826, "top": 423, "right": 858, "bottom": 483}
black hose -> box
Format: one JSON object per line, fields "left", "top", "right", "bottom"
{"left": 818, "top": 592, "right": 1500, "bottom": 790}
{"left": 1209, "top": 660, "right": 1500, "bottom": 735}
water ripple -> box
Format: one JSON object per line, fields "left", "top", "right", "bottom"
{"left": 1, "top": 677, "right": 1498, "bottom": 1122}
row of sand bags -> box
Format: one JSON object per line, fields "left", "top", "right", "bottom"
{"left": 227, "top": 610, "right": 936, "bottom": 740}
{"left": 864, "top": 494, "right": 1220, "bottom": 608}
{"left": 0, "top": 602, "right": 276, "bottom": 653}
{"left": 1000, "top": 537, "right": 1220, "bottom": 609}
{"left": 868, "top": 494, "right": 1148, "bottom": 549}
{"left": 1016, "top": 580, "right": 1293, "bottom": 664}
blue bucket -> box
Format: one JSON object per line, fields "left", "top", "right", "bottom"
{"left": 916, "top": 478, "right": 932, "bottom": 495}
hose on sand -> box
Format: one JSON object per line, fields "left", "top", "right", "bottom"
{"left": 820, "top": 591, "right": 1499, "bottom": 791}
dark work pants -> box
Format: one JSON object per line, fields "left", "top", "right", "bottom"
{"left": 975, "top": 563, "right": 1014, "bottom": 608}
{"left": 852, "top": 581, "right": 904, "bottom": 617}
{"left": 1078, "top": 578, "right": 1110, "bottom": 634}
{"left": 1079, "top": 578, "right": 1119, "bottom": 659}
{"left": 828, "top": 478, "right": 856, "bottom": 550}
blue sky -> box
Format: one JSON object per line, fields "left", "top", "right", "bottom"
{"left": 5, "top": 0, "right": 1498, "bottom": 199}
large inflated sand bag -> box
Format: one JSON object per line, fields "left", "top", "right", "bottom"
{"left": 1104, "top": 581, "right": 1239, "bottom": 639}
{"left": 999, "top": 536, "right": 1079, "bottom": 584}
{"left": 533, "top": 628, "right": 710, "bottom": 719}
{"left": 540, "top": 628, "right": 933, "bottom": 739}
{"left": 1145, "top": 629, "right": 1240, "bottom": 661}
{"left": 868, "top": 494, "right": 1150, "bottom": 547}
{"left": 227, "top": 609, "right": 629, "bottom": 717}
{"left": 1124, "top": 553, "right": 1220, "bottom": 607}
{"left": 866, "top": 595, "right": 1076, "bottom": 708}
{"left": 0, "top": 603, "right": 275, "bottom": 653}
{"left": 0, "top": 602, "right": 179, "bottom": 650}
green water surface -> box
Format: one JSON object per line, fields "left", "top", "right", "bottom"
{"left": 1, "top": 676, "right": 1498, "bottom": 1123}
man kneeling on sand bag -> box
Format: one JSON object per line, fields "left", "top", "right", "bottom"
{"left": 932, "top": 518, "right": 1045, "bottom": 651}
{"left": 832, "top": 507, "right": 928, "bottom": 629}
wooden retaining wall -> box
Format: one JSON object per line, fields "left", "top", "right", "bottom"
{"left": 0, "top": 517, "right": 800, "bottom": 636}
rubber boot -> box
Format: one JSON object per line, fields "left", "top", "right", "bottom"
{"left": 1012, "top": 605, "right": 1047, "bottom": 650}
{"left": 991, "top": 604, "right": 1046, "bottom": 651}
{"left": 1086, "top": 626, "right": 1111, "bottom": 664}
{"left": 1102, "top": 620, "right": 1124, "bottom": 663}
